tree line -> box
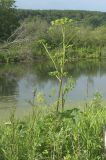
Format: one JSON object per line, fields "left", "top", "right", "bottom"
{"left": 0, "top": 0, "right": 106, "bottom": 41}
{"left": 17, "top": 9, "right": 106, "bottom": 28}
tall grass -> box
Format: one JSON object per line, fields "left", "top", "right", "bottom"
{"left": 0, "top": 93, "right": 105, "bottom": 160}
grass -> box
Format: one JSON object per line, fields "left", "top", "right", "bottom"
{"left": 0, "top": 94, "right": 106, "bottom": 160}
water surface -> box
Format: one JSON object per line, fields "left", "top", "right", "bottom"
{"left": 0, "top": 59, "right": 106, "bottom": 120}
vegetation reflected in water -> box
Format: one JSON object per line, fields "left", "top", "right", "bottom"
{"left": 0, "top": 59, "right": 106, "bottom": 119}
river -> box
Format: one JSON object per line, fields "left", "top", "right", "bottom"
{"left": 0, "top": 59, "right": 106, "bottom": 120}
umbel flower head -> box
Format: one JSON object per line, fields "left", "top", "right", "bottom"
{"left": 51, "top": 18, "right": 73, "bottom": 26}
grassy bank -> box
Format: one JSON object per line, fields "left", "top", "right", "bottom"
{"left": 0, "top": 94, "right": 106, "bottom": 160}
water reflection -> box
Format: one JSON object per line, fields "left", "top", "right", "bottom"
{"left": 0, "top": 59, "right": 106, "bottom": 112}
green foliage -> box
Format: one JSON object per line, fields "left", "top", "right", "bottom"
{"left": 41, "top": 18, "right": 75, "bottom": 112}
{"left": 0, "top": 95, "right": 105, "bottom": 159}
{"left": 17, "top": 9, "right": 106, "bottom": 27}
{"left": 0, "top": 0, "right": 15, "bottom": 8}
{"left": 0, "top": 0, "right": 19, "bottom": 41}
{"left": 1, "top": 11, "right": 106, "bottom": 62}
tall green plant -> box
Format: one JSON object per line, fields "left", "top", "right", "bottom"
{"left": 40, "top": 18, "right": 74, "bottom": 112}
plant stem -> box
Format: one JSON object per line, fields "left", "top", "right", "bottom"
{"left": 56, "top": 78, "right": 63, "bottom": 112}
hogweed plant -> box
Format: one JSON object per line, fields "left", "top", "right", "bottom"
{"left": 40, "top": 18, "right": 75, "bottom": 112}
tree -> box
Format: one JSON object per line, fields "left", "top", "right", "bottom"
{"left": 0, "top": 0, "right": 15, "bottom": 8}
{"left": 0, "top": 0, "right": 19, "bottom": 41}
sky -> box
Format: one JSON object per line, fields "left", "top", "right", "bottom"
{"left": 16, "top": 0, "right": 106, "bottom": 12}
